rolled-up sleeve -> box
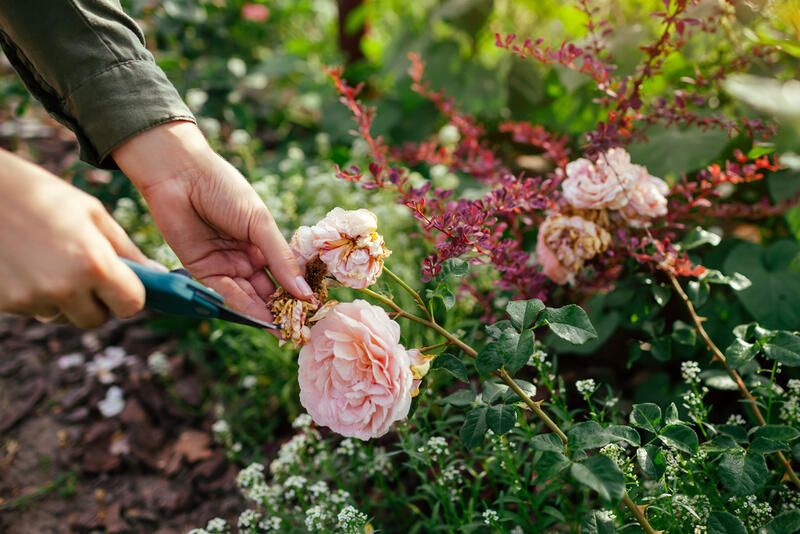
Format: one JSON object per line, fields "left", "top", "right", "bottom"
{"left": 0, "top": 0, "right": 194, "bottom": 168}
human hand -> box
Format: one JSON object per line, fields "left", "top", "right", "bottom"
{"left": 0, "top": 150, "right": 150, "bottom": 328}
{"left": 113, "top": 122, "right": 313, "bottom": 323}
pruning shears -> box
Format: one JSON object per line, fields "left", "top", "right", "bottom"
{"left": 120, "top": 258, "right": 280, "bottom": 331}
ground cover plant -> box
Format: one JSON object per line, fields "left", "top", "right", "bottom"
{"left": 2, "top": 0, "right": 800, "bottom": 533}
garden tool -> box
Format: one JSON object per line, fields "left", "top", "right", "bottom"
{"left": 120, "top": 258, "right": 280, "bottom": 331}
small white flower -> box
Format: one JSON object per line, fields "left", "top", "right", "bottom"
{"left": 576, "top": 378, "right": 596, "bottom": 396}
{"left": 482, "top": 509, "right": 500, "bottom": 525}
{"left": 98, "top": 386, "right": 125, "bottom": 418}
{"left": 242, "top": 375, "right": 258, "bottom": 389}
{"left": 425, "top": 436, "right": 449, "bottom": 462}
{"left": 292, "top": 413, "right": 313, "bottom": 429}
{"left": 227, "top": 57, "right": 247, "bottom": 77}
{"left": 86, "top": 347, "right": 131, "bottom": 384}
{"left": 57, "top": 352, "right": 85, "bottom": 369}
{"left": 147, "top": 351, "right": 170, "bottom": 377}
{"left": 258, "top": 516, "right": 282, "bottom": 531}
{"left": 336, "top": 438, "right": 356, "bottom": 457}
{"left": 212, "top": 419, "right": 230, "bottom": 436}
{"left": 185, "top": 88, "right": 208, "bottom": 111}
{"left": 438, "top": 124, "right": 461, "bottom": 146}
{"left": 726, "top": 414, "right": 747, "bottom": 426}
{"left": 229, "top": 129, "right": 251, "bottom": 147}
{"left": 205, "top": 517, "right": 229, "bottom": 534}
{"left": 337, "top": 505, "right": 368, "bottom": 532}
{"left": 681, "top": 361, "right": 702, "bottom": 384}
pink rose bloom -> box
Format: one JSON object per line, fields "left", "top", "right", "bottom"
{"left": 241, "top": 3, "right": 269, "bottom": 22}
{"left": 619, "top": 171, "right": 669, "bottom": 228}
{"left": 536, "top": 213, "right": 611, "bottom": 285}
{"left": 298, "top": 300, "right": 414, "bottom": 440}
{"left": 561, "top": 155, "right": 630, "bottom": 210}
{"left": 290, "top": 208, "right": 391, "bottom": 289}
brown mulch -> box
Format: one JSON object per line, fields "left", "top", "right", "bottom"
{"left": 0, "top": 315, "right": 244, "bottom": 534}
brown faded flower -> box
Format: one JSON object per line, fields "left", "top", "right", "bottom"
{"left": 536, "top": 213, "right": 611, "bottom": 285}
{"left": 268, "top": 258, "right": 333, "bottom": 346}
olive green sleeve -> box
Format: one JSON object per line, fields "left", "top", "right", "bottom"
{"left": 0, "top": 0, "right": 195, "bottom": 169}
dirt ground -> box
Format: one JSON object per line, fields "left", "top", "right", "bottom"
{"left": 0, "top": 315, "right": 243, "bottom": 533}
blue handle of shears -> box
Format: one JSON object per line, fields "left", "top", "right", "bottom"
{"left": 120, "top": 258, "right": 222, "bottom": 320}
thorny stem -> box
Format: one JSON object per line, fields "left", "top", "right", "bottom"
{"left": 418, "top": 340, "right": 452, "bottom": 353}
{"left": 382, "top": 266, "right": 434, "bottom": 322}
{"left": 669, "top": 274, "right": 800, "bottom": 489}
{"left": 359, "top": 286, "right": 657, "bottom": 532}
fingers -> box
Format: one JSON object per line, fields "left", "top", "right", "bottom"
{"left": 61, "top": 292, "right": 109, "bottom": 329}
{"left": 249, "top": 270, "right": 276, "bottom": 303}
{"left": 92, "top": 206, "right": 150, "bottom": 264}
{"left": 250, "top": 209, "right": 314, "bottom": 301}
{"left": 202, "top": 275, "right": 276, "bottom": 325}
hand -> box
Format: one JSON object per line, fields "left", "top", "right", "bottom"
{"left": 0, "top": 149, "right": 149, "bottom": 328}
{"left": 113, "top": 122, "right": 313, "bottom": 324}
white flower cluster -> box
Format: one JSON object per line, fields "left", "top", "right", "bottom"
{"left": 576, "top": 378, "right": 596, "bottom": 396}
{"left": 482, "top": 509, "right": 499, "bottom": 526}
{"left": 441, "top": 463, "right": 465, "bottom": 499}
{"left": 681, "top": 361, "right": 701, "bottom": 384}
{"left": 336, "top": 438, "right": 357, "bottom": 458}
{"left": 781, "top": 381, "right": 800, "bottom": 425}
{"left": 600, "top": 443, "right": 635, "bottom": 482}
{"left": 673, "top": 494, "right": 711, "bottom": 532}
{"left": 729, "top": 495, "right": 773, "bottom": 531}
{"left": 420, "top": 436, "right": 449, "bottom": 463}
{"left": 292, "top": 413, "right": 313, "bottom": 430}
{"left": 726, "top": 413, "right": 747, "bottom": 426}
{"left": 337, "top": 505, "right": 369, "bottom": 534}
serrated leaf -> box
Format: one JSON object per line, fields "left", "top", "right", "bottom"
{"left": 570, "top": 455, "right": 625, "bottom": 504}
{"left": 531, "top": 433, "right": 564, "bottom": 452}
{"left": 606, "top": 425, "right": 641, "bottom": 447}
{"left": 725, "top": 338, "right": 759, "bottom": 369}
{"left": 658, "top": 424, "right": 699, "bottom": 454}
{"left": 763, "top": 331, "right": 800, "bottom": 366}
{"left": 752, "top": 424, "right": 800, "bottom": 442}
{"left": 568, "top": 421, "right": 613, "bottom": 451}
{"left": 486, "top": 404, "right": 517, "bottom": 434}
{"left": 538, "top": 305, "right": 597, "bottom": 344}
{"left": 459, "top": 407, "right": 487, "bottom": 449}
{"left": 507, "top": 299, "right": 545, "bottom": 330}
{"left": 432, "top": 353, "right": 469, "bottom": 382}
{"left": 719, "top": 452, "right": 769, "bottom": 496}
{"left": 749, "top": 436, "right": 789, "bottom": 455}
{"left": 708, "top": 511, "right": 748, "bottom": 534}
{"left": 629, "top": 403, "right": 662, "bottom": 434}
{"left": 764, "top": 511, "right": 800, "bottom": 534}
{"left": 440, "top": 389, "right": 476, "bottom": 407}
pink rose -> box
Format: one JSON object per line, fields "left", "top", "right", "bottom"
{"left": 241, "top": 3, "right": 269, "bottom": 22}
{"left": 536, "top": 213, "right": 611, "bottom": 285}
{"left": 561, "top": 155, "right": 630, "bottom": 210}
{"left": 290, "top": 208, "right": 391, "bottom": 289}
{"left": 619, "top": 171, "right": 669, "bottom": 227}
{"left": 298, "top": 300, "right": 414, "bottom": 440}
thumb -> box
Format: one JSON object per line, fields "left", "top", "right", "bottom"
{"left": 250, "top": 208, "right": 314, "bottom": 301}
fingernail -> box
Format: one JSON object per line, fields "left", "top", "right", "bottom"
{"left": 147, "top": 260, "right": 169, "bottom": 272}
{"left": 295, "top": 276, "right": 313, "bottom": 298}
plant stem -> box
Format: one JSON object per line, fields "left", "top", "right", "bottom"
{"left": 623, "top": 494, "right": 660, "bottom": 534}
{"left": 383, "top": 266, "right": 434, "bottom": 322}
{"left": 361, "top": 286, "right": 659, "bottom": 533}
{"left": 418, "top": 340, "right": 452, "bottom": 353}
{"left": 669, "top": 274, "right": 800, "bottom": 489}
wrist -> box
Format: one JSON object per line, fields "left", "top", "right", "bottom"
{"left": 113, "top": 120, "right": 214, "bottom": 195}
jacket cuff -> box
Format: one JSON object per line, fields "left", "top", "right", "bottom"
{"left": 65, "top": 59, "right": 195, "bottom": 169}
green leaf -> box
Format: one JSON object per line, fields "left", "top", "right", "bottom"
{"left": 476, "top": 344, "right": 502, "bottom": 375}
{"left": 568, "top": 421, "right": 613, "bottom": 451}
{"left": 707, "top": 511, "right": 748, "bottom": 534}
{"left": 434, "top": 258, "right": 469, "bottom": 281}
{"left": 627, "top": 124, "right": 729, "bottom": 178}
{"left": 717, "top": 424, "right": 749, "bottom": 444}
{"left": 459, "top": 407, "right": 488, "bottom": 449}
{"left": 606, "top": 425, "right": 641, "bottom": 447}
{"left": 502, "top": 329, "right": 534, "bottom": 375}
{"left": 672, "top": 321, "right": 697, "bottom": 347}
{"left": 724, "top": 240, "right": 800, "bottom": 330}
{"left": 763, "top": 331, "right": 800, "bottom": 366}
{"left": 706, "top": 434, "right": 742, "bottom": 453}
{"left": 665, "top": 403, "right": 681, "bottom": 425}
{"left": 440, "top": 389, "right": 476, "bottom": 407}
{"left": 764, "top": 511, "right": 800, "bottom": 534}
{"left": 570, "top": 455, "right": 626, "bottom": 504}
{"left": 651, "top": 283, "right": 672, "bottom": 307}
{"left": 703, "top": 269, "right": 752, "bottom": 291}
{"left": 718, "top": 452, "right": 769, "bottom": 496}
{"left": 506, "top": 299, "right": 545, "bottom": 331}
{"left": 486, "top": 404, "right": 517, "bottom": 435}
{"left": 539, "top": 305, "right": 597, "bottom": 344}
{"left": 725, "top": 338, "right": 759, "bottom": 369}
{"left": 650, "top": 335, "right": 672, "bottom": 362}
{"left": 502, "top": 379, "right": 537, "bottom": 403}
{"left": 636, "top": 445, "right": 666, "bottom": 480}
{"left": 749, "top": 436, "right": 789, "bottom": 455}
{"left": 582, "top": 510, "right": 617, "bottom": 534}
{"left": 536, "top": 451, "right": 570, "bottom": 478}
{"left": 629, "top": 403, "right": 662, "bottom": 434}
{"left": 482, "top": 381, "right": 509, "bottom": 404}
{"left": 752, "top": 425, "right": 800, "bottom": 442}
{"left": 485, "top": 320, "right": 513, "bottom": 340}
{"left": 431, "top": 353, "right": 469, "bottom": 382}
{"left": 687, "top": 279, "right": 710, "bottom": 308}
{"left": 658, "top": 424, "right": 699, "bottom": 454}
{"left": 680, "top": 227, "right": 722, "bottom": 251}
{"left": 531, "top": 433, "right": 564, "bottom": 452}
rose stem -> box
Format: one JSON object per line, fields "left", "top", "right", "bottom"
{"left": 669, "top": 274, "right": 800, "bottom": 488}
{"left": 359, "top": 287, "right": 658, "bottom": 532}
{"left": 382, "top": 266, "right": 434, "bottom": 322}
